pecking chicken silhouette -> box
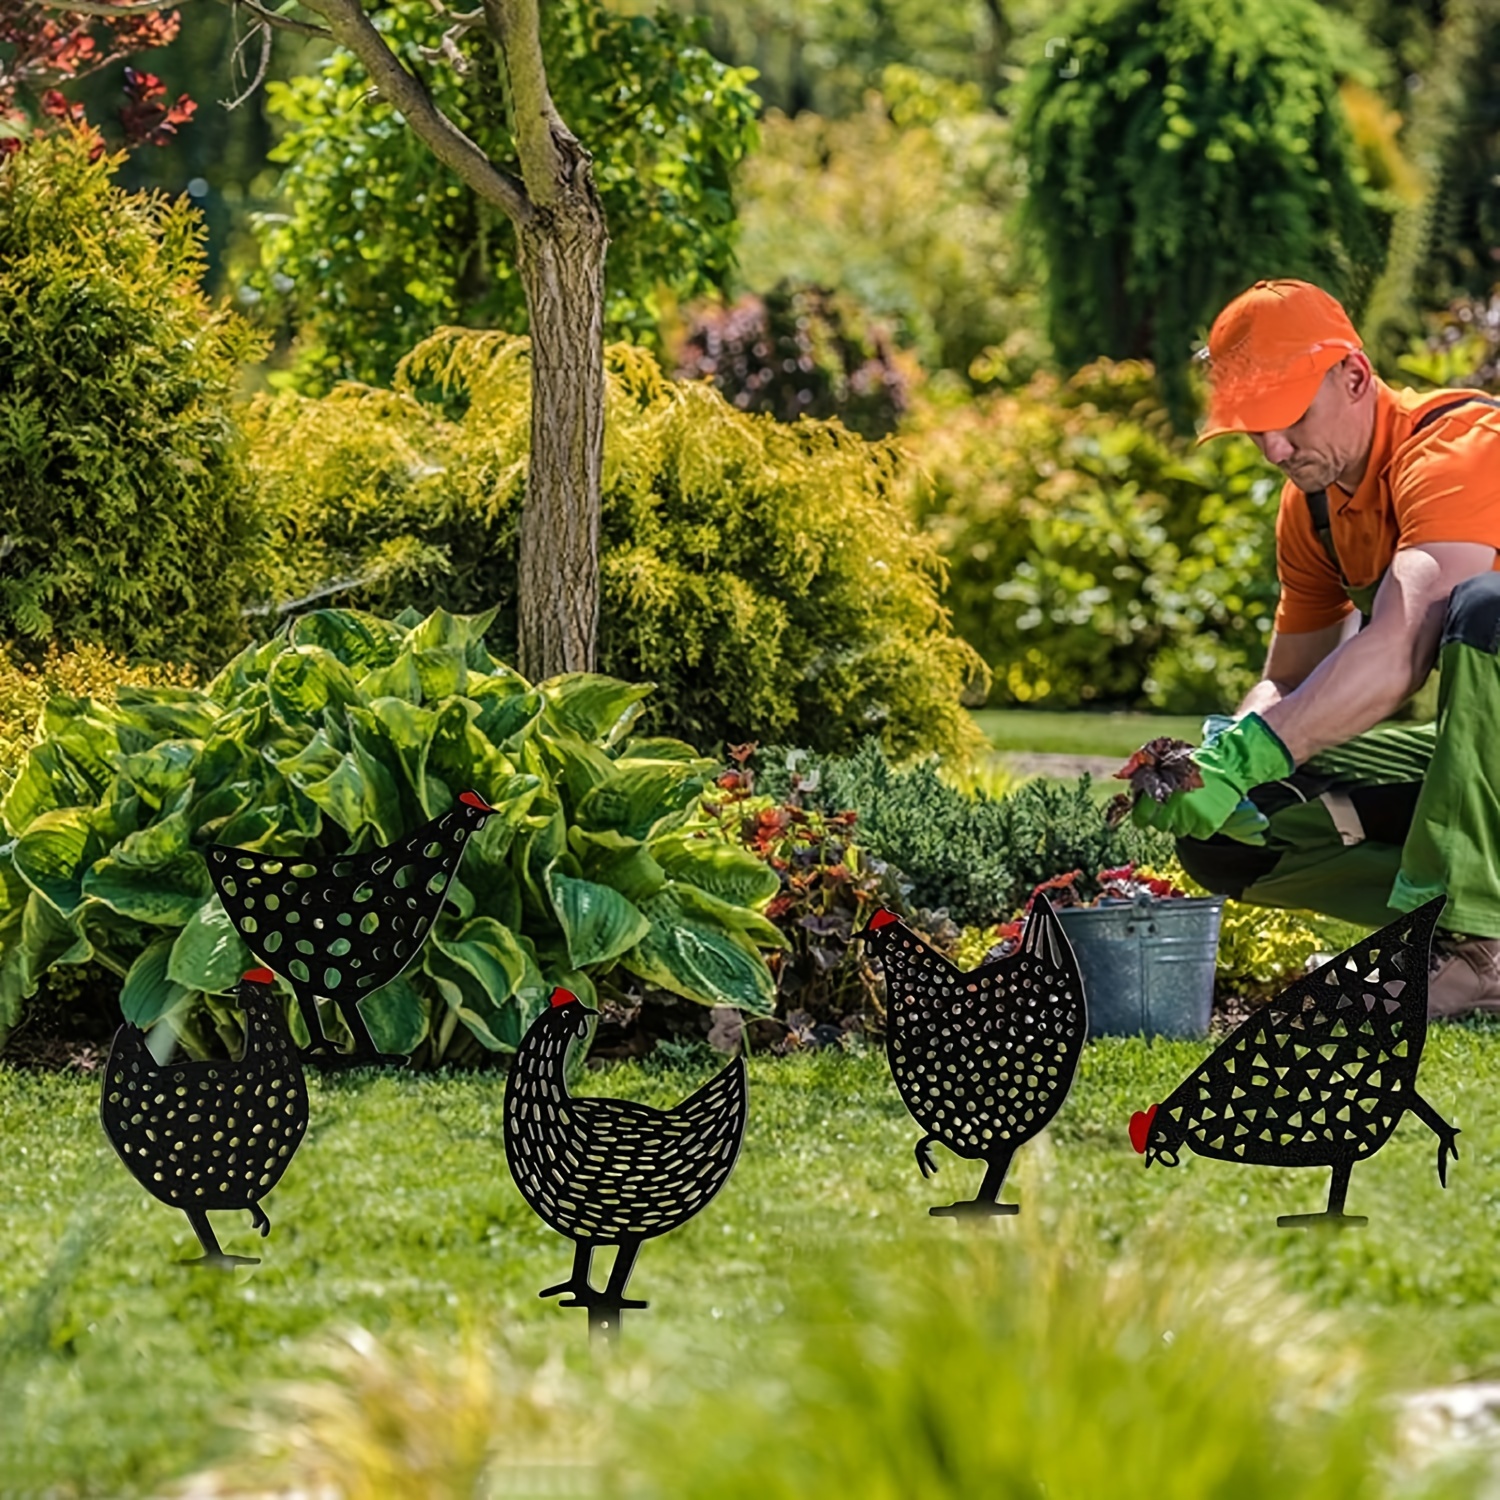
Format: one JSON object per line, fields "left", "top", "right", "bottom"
{"left": 504, "top": 987, "right": 749, "bottom": 1339}
{"left": 855, "top": 891, "right": 1087, "bottom": 1217}
{"left": 1131, "top": 894, "right": 1459, "bottom": 1227}
{"left": 101, "top": 967, "right": 309, "bottom": 1266}
{"left": 207, "top": 791, "right": 495, "bottom": 1067}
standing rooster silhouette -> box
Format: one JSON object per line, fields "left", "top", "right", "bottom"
{"left": 505, "top": 988, "right": 748, "bottom": 1339}
{"left": 207, "top": 791, "right": 495, "bottom": 1067}
{"left": 1131, "top": 894, "right": 1460, "bottom": 1226}
{"left": 101, "top": 967, "right": 308, "bottom": 1266}
{"left": 856, "top": 891, "right": 1087, "bottom": 1216}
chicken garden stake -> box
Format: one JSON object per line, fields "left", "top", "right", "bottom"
{"left": 1131, "top": 894, "right": 1460, "bottom": 1226}
{"left": 856, "top": 892, "right": 1087, "bottom": 1218}
{"left": 101, "top": 968, "right": 309, "bottom": 1267}
{"left": 207, "top": 791, "right": 495, "bottom": 1068}
{"left": 505, "top": 988, "right": 750, "bottom": 1343}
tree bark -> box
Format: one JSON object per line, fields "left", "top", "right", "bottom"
{"left": 515, "top": 189, "right": 608, "bottom": 678}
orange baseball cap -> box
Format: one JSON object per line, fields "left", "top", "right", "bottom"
{"left": 1196, "top": 279, "right": 1363, "bottom": 444}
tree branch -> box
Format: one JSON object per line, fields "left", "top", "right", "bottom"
{"left": 481, "top": 0, "right": 575, "bottom": 209}
{"left": 296, "top": 0, "right": 532, "bottom": 223}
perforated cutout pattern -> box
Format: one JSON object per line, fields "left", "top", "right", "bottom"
{"left": 101, "top": 979, "right": 309, "bottom": 1212}
{"left": 1148, "top": 896, "right": 1445, "bottom": 1167}
{"left": 504, "top": 1004, "right": 749, "bottom": 1243}
{"left": 877, "top": 893, "right": 1088, "bottom": 1161}
{"left": 207, "top": 797, "right": 493, "bottom": 1000}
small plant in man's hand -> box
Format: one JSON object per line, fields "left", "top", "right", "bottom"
{"left": 1104, "top": 737, "right": 1203, "bottom": 829}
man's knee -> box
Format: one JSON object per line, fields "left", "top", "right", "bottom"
{"left": 1441, "top": 571, "right": 1500, "bottom": 655}
{"left": 1172, "top": 834, "right": 1279, "bottom": 901}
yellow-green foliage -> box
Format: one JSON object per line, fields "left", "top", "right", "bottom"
{"left": 243, "top": 329, "right": 992, "bottom": 768}
{"left": 0, "top": 642, "right": 196, "bottom": 789}
{"left": 901, "top": 358, "right": 1283, "bottom": 713}
{"left": 727, "top": 65, "right": 1050, "bottom": 386}
{"left": 0, "top": 131, "right": 267, "bottom": 670}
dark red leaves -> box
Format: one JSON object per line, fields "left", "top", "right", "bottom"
{"left": 1105, "top": 737, "right": 1203, "bottom": 829}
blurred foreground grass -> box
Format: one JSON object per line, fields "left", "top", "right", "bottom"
{"left": 3, "top": 1032, "right": 1500, "bottom": 1496}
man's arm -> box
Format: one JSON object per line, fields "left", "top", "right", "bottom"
{"left": 1236, "top": 615, "right": 1358, "bottom": 718}
{"left": 1257, "top": 542, "right": 1496, "bottom": 765}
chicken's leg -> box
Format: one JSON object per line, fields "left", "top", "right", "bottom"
{"left": 180, "top": 1209, "right": 261, "bottom": 1268}
{"left": 1407, "top": 1091, "right": 1462, "bottom": 1186}
{"left": 1278, "top": 1156, "right": 1368, "bottom": 1228}
{"left": 292, "top": 987, "right": 409, "bottom": 1069}
{"left": 540, "top": 1239, "right": 596, "bottom": 1303}
{"left": 930, "top": 1148, "right": 1021, "bottom": 1219}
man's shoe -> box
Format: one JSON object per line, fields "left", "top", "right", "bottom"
{"left": 1427, "top": 934, "right": 1500, "bottom": 1019}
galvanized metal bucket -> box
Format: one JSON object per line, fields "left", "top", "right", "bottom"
{"left": 1054, "top": 892, "right": 1225, "bottom": 1039}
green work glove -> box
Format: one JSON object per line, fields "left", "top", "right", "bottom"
{"left": 1203, "top": 718, "right": 1271, "bottom": 844}
{"left": 1131, "top": 713, "right": 1293, "bottom": 842}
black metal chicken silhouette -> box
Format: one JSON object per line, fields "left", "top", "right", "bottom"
{"left": 207, "top": 791, "right": 495, "bottom": 1067}
{"left": 856, "top": 891, "right": 1087, "bottom": 1217}
{"left": 504, "top": 988, "right": 749, "bottom": 1341}
{"left": 101, "top": 968, "right": 309, "bottom": 1267}
{"left": 1132, "top": 894, "right": 1459, "bottom": 1226}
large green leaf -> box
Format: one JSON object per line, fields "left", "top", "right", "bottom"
{"left": 541, "top": 735, "right": 619, "bottom": 811}
{"left": 120, "top": 936, "right": 189, "bottom": 1027}
{"left": 568, "top": 827, "right": 668, "bottom": 905}
{"left": 425, "top": 915, "right": 535, "bottom": 1051}
{"left": 357, "top": 972, "right": 430, "bottom": 1055}
{"left": 617, "top": 735, "right": 723, "bottom": 763}
{"left": 83, "top": 850, "right": 212, "bottom": 926}
{"left": 114, "top": 740, "right": 199, "bottom": 812}
{"left": 299, "top": 754, "right": 373, "bottom": 842}
{"left": 40, "top": 696, "right": 123, "bottom": 795}
{"left": 649, "top": 829, "right": 782, "bottom": 908}
{"left": 111, "top": 686, "right": 221, "bottom": 743}
{"left": 357, "top": 650, "right": 424, "bottom": 704}
{"left": 347, "top": 700, "right": 432, "bottom": 837}
{"left": 539, "top": 673, "right": 655, "bottom": 748}
{"left": 545, "top": 864, "right": 652, "bottom": 969}
{"left": 468, "top": 680, "right": 544, "bottom": 747}
{"left": 1, "top": 750, "right": 64, "bottom": 838}
{"left": 618, "top": 881, "right": 777, "bottom": 1014}
{"left": 576, "top": 761, "right": 715, "bottom": 841}
{"left": 112, "top": 806, "right": 194, "bottom": 871}
{"left": 168, "top": 899, "right": 252, "bottom": 993}
{"left": 268, "top": 645, "right": 364, "bottom": 722}
{"left": 291, "top": 609, "right": 405, "bottom": 673}
{"left": 268, "top": 729, "right": 346, "bottom": 790}
{"left": 405, "top": 605, "right": 499, "bottom": 660}
{"left": 12, "top": 808, "right": 105, "bottom": 917}
{"left": 412, "top": 647, "right": 467, "bottom": 703}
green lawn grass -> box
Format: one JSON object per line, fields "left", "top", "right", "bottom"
{"left": 971, "top": 708, "right": 1207, "bottom": 759}
{"left": 3, "top": 1030, "right": 1499, "bottom": 1496}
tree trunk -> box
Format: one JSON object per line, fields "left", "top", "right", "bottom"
{"left": 515, "top": 192, "right": 609, "bottom": 681}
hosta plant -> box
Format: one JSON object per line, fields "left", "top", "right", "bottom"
{"left": 0, "top": 606, "right": 787, "bottom": 1064}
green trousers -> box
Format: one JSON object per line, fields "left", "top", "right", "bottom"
{"left": 1175, "top": 572, "right": 1500, "bottom": 939}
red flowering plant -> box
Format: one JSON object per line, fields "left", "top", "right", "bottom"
{"left": 700, "top": 741, "right": 929, "bottom": 1044}
{"left": 978, "top": 861, "right": 1192, "bottom": 962}
{"left": 0, "top": 0, "right": 194, "bottom": 159}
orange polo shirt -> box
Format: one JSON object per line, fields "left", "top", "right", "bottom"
{"left": 1274, "top": 380, "right": 1500, "bottom": 635}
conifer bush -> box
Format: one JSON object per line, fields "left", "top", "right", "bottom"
{"left": 242, "top": 329, "right": 992, "bottom": 769}
{"left": 0, "top": 129, "right": 266, "bottom": 670}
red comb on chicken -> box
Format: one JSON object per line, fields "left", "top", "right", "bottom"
{"left": 1129, "top": 1105, "right": 1158, "bottom": 1155}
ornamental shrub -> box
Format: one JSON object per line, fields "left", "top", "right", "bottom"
{"left": 0, "top": 129, "right": 266, "bottom": 669}
{"left": 0, "top": 605, "right": 788, "bottom": 1062}
{"left": 750, "top": 735, "right": 1173, "bottom": 929}
{"left": 241, "top": 329, "right": 993, "bottom": 769}
{"left": 901, "top": 358, "right": 1282, "bottom": 713}
{"left": 1011, "top": 0, "right": 1393, "bottom": 430}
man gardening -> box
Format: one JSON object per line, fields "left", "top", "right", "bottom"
{"left": 1133, "top": 278, "right": 1500, "bottom": 1018}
